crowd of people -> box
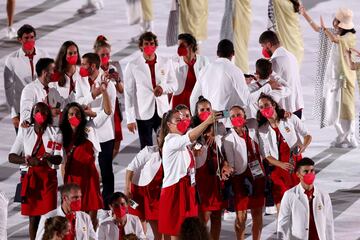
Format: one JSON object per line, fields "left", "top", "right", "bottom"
{"left": 2, "top": 1, "right": 360, "bottom": 239}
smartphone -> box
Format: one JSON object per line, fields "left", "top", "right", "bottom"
{"left": 218, "top": 110, "right": 229, "bottom": 119}
{"left": 129, "top": 199, "right": 139, "bottom": 209}
{"left": 109, "top": 68, "right": 115, "bottom": 74}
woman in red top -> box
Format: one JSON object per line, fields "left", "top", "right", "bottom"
{"left": 8, "top": 102, "right": 62, "bottom": 240}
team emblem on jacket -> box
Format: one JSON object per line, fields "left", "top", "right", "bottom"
{"left": 85, "top": 127, "right": 90, "bottom": 133}
{"left": 285, "top": 127, "right": 290, "bottom": 133}
{"left": 160, "top": 69, "right": 165, "bottom": 75}
{"left": 318, "top": 204, "right": 322, "bottom": 210}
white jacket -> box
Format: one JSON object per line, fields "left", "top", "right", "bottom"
{"left": 96, "top": 215, "right": 146, "bottom": 240}
{"left": 172, "top": 54, "right": 209, "bottom": 95}
{"left": 258, "top": 115, "right": 310, "bottom": 160}
{"left": 36, "top": 206, "right": 96, "bottom": 240}
{"left": 126, "top": 145, "right": 162, "bottom": 186}
{"left": 4, "top": 47, "right": 49, "bottom": 118}
{"left": 124, "top": 54, "right": 177, "bottom": 123}
{"left": 278, "top": 184, "right": 335, "bottom": 240}
{"left": 271, "top": 47, "right": 304, "bottom": 112}
{"left": 190, "top": 58, "right": 272, "bottom": 113}
{"left": 75, "top": 72, "right": 116, "bottom": 143}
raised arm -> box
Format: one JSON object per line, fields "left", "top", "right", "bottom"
{"left": 299, "top": 5, "right": 321, "bottom": 32}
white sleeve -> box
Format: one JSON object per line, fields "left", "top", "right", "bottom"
{"left": 19, "top": 85, "right": 34, "bottom": 123}
{"left": 325, "top": 193, "right": 335, "bottom": 240}
{"left": 159, "top": 58, "right": 178, "bottom": 94}
{"left": 0, "top": 192, "right": 8, "bottom": 240}
{"left": 75, "top": 79, "right": 94, "bottom": 106}
{"left": 96, "top": 224, "right": 106, "bottom": 240}
{"left": 223, "top": 137, "right": 235, "bottom": 169}
{"left": 291, "top": 115, "right": 310, "bottom": 137}
{"left": 124, "top": 63, "right": 137, "bottom": 124}
{"left": 277, "top": 191, "right": 292, "bottom": 240}
{"left": 92, "top": 81, "right": 116, "bottom": 128}
{"left": 86, "top": 214, "right": 97, "bottom": 240}
{"left": 10, "top": 127, "right": 25, "bottom": 155}
{"left": 127, "top": 147, "right": 149, "bottom": 172}
{"left": 189, "top": 79, "right": 202, "bottom": 115}
{"left": 51, "top": 131, "right": 63, "bottom": 157}
{"left": 135, "top": 217, "right": 147, "bottom": 239}
{"left": 166, "top": 133, "right": 192, "bottom": 151}
{"left": 258, "top": 129, "right": 271, "bottom": 158}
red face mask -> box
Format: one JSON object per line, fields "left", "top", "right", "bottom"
{"left": 23, "top": 41, "right": 35, "bottom": 51}
{"left": 70, "top": 199, "right": 81, "bottom": 212}
{"left": 177, "top": 46, "right": 188, "bottom": 57}
{"left": 79, "top": 67, "right": 89, "bottom": 77}
{"left": 113, "top": 206, "right": 127, "bottom": 219}
{"left": 303, "top": 173, "right": 316, "bottom": 185}
{"left": 260, "top": 106, "right": 274, "bottom": 119}
{"left": 66, "top": 55, "right": 78, "bottom": 65}
{"left": 50, "top": 71, "right": 61, "bottom": 82}
{"left": 262, "top": 47, "right": 272, "bottom": 58}
{"left": 69, "top": 116, "right": 81, "bottom": 128}
{"left": 231, "top": 116, "right": 246, "bottom": 128}
{"left": 101, "top": 56, "right": 110, "bottom": 65}
{"left": 143, "top": 46, "right": 156, "bottom": 56}
{"left": 198, "top": 111, "right": 211, "bottom": 122}
{"left": 34, "top": 112, "right": 45, "bottom": 125}
{"left": 177, "top": 119, "right": 191, "bottom": 134}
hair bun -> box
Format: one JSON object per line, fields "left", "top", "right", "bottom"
{"left": 96, "top": 35, "right": 107, "bottom": 42}
{"left": 198, "top": 96, "right": 205, "bottom": 101}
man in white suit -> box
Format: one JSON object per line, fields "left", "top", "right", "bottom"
{"left": 124, "top": 31, "right": 176, "bottom": 149}
{"left": 278, "top": 157, "right": 335, "bottom": 240}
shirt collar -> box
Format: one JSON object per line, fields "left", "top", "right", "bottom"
{"left": 145, "top": 55, "right": 157, "bottom": 64}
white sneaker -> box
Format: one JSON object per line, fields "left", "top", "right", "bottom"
{"left": 77, "top": 0, "right": 103, "bottom": 14}
{"left": 6, "top": 27, "right": 17, "bottom": 39}
{"left": 346, "top": 137, "right": 358, "bottom": 148}
{"left": 265, "top": 206, "right": 277, "bottom": 215}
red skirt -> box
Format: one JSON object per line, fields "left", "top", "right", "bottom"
{"left": 158, "top": 175, "right": 198, "bottom": 236}
{"left": 129, "top": 167, "right": 163, "bottom": 221}
{"left": 195, "top": 163, "right": 224, "bottom": 212}
{"left": 232, "top": 174, "right": 265, "bottom": 211}
{"left": 64, "top": 140, "right": 103, "bottom": 211}
{"left": 21, "top": 165, "right": 57, "bottom": 216}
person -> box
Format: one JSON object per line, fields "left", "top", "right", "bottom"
{"left": 257, "top": 94, "right": 312, "bottom": 212}
{"left": 124, "top": 31, "right": 176, "bottom": 149}
{"left": 158, "top": 109, "right": 221, "bottom": 239}
{"left": 172, "top": 33, "right": 209, "bottom": 109}
{"left": 190, "top": 39, "right": 280, "bottom": 115}
{"left": 0, "top": 191, "right": 9, "bottom": 240}
{"left": 179, "top": 217, "right": 210, "bottom": 240}
{"left": 19, "top": 58, "right": 64, "bottom": 127}
{"left": 36, "top": 183, "right": 96, "bottom": 240}
{"left": 8, "top": 102, "right": 63, "bottom": 240}
{"left": 128, "top": 0, "right": 154, "bottom": 42}
{"left": 97, "top": 192, "right": 146, "bottom": 239}
{"left": 94, "top": 35, "right": 124, "bottom": 158}
{"left": 267, "top": 0, "right": 304, "bottom": 65}
{"left": 277, "top": 157, "right": 335, "bottom": 240}
{"left": 179, "top": 0, "right": 208, "bottom": 41}
{"left": 77, "top": 0, "right": 104, "bottom": 14}
{"left": 75, "top": 52, "right": 117, "bottom": 209}
{"left": 259, "top": 30, "right": 304, "bottom": 119}
{"left": 4, "top": 24, "right": 49, "bottom": 132}
{"left": 301, "top": 7, "right": 358, "bottom": 147}
{"left": 125, "top": 130, "right": 163, "bottom": 240}
{"left": 42, "top": 216, "right": 70, "bottom": 240}
{"left": 191, "top": 97, "right": 226, "bottom": 240}
{"left": 223, "top": 106, "right": 265, "bottom": 240}
{"left": 60, "top": 102, "right": 108, "bottom": 230}
{"left": 6, "top": 0, "right": 16, "bottom": 39}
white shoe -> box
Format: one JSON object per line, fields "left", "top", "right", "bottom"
{"left": 77, "top": 0, "right": 103, "bottom": 14}
{"left": 265, "top": 206, "right": 277, "bottom": 215}
{"left": 223, "top": 210, "right": 236, "bottom": 221}
{"left": 346, "top": 137, "right": 358, "bottom": 148}
{"left": 6, "top": 27, "right": 17, "bottom": 39}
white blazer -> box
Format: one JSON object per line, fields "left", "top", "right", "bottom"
{"left": 258, "top": 115, "right": 310, "bottom": 160}
{"left": 126, "top": 145, "right": 162, "bottom": 186}
{"left": 19, "top": 79, "right": 67, "bottom": 124}
{"left": 190, "top": 58, "right": 272, "bottom": 114}
{"left": 75, "top": 72, "right": 116, "bottom": 143}
{"left": 96, "top": 215, "right": 146, "bottom": 240}
{"left": 247, "top": 75, "right": 291, "bottom": 119}
{"left": 35, "top": 206, "right": 96, "bottom": 240}
{"left": 277, "top": 184, "right": 335, "bottom": 240}
{"left": 271, "top": 47, "right": 304, "bottom": 113}
{"left": 4, "top": 47, "right": 49, "bottom": 118}
{"left": 172, "top": 54, "right": 209, "bottom": 95}
{"left": 124, "top": 54, "right": 177, "bottom": 123}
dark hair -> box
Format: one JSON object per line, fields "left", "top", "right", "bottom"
{"left": 35, "top": 58, "right": 54, "bottom": 77}
{"left": 82, "top": 52, "right": 101, "bottom": 69}
{"left": 55, "top": 41, "right": 81, "bottom": 87}
{"left": 257, "top": 93, "right": 285, "bottom": 127}
{"left": 93, "top": 35, "right": 111, "bottom": 52}
{"left": 108, "top": 192, "right": 128, "bottom": 206}
{"left": 289, "top": 0, "right": 300, "bottom": 13}
{"left": 42, "top": 216, "right": 68, "bottom": 240}
{"left": 256, "top": 58, "right": 272, "bottom": 79}
{"left": 178, "top": 33, "right": 198, "bottom": 53}
{"left": 179, "top": 217, "right": 210, "bottom": 240}
{"left": 30, "top": 102, "right": 53, "bottom": 127}
{"left": 339, "top": 28, "right": 356, "bottom": 36}
{"left": 17, "top": 24, "right": 36, "bottom": 39}
{"left": 230, "top": 105, "right": 247, "bottom": 119}
{"left": 295, "top": 157, "right": 315, "bottom": 172}
{"left": 259, "top": 30, "right": 280, "bottom": 45}
{"left": 124, "top": 233, "right": 139, "bottom": 240}
{"left": 174, "top": 104, "right": 190, "bottom": 112}
{"left": 217, "top": 39, "right": 234, "bottom": 58}
{"left": 138, "top": 32, "right": 158, "bottom": 49}
{"left": 191, "top": 96, "right": 212, "bottom": 128}
{"left": 59, "top": 183, "right": 81, "bottom": 197}
{"left": 60, "top": 102, "right": 88, "bottom": 149}
{"left": 159, "top": 110, "right": 179, "bottom": 150}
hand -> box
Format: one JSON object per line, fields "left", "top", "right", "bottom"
{"left": 25, "top": 155, "right": 40, "bottom": 167}
{"left": 299, "top": 4, "right": 305, "bottom": 15}
{"left": 320, "top": 16, "right": 326, "bottom": 29}
{"left": 109, "top": 71, "right": 120, "bottom": 81}
{"left": 125, "top": 184, "right": 133, "bottom": 199}
{"left": 91, "top": 83, "right": 102, "bottom": 99}
{"left": 12, "top": 116, "right": 20, "bottom": 128}
{"left": 51, "top": 107, "right": 61, "bottom": 118}
{"left": 284, "top": 111, "right": 292, "bottom": 119}
{"left": 221, "top": 165, "right": 234, "bottom": 180}
{"left": 268, "top": 79, "right": 282, "bottom": 90}
{"left": 349, "top": 48, "right": 360, "bottom": 56}
{"left": 153, "top": 85, "right": 163, "bottom": 97}
{"left": 297, "top": 144, "right": 307, "bottom": 154}
{"left": 206, "top": 135, "right": 215, "bottom": 146}
{"left": 278, "top": 161, "right": 294, "bottom": 172}
{"left": 83, "top": 105, "right": 97, "bottom": 118}
{"left": 21, "top": 120, "right": 30, "bottom": 128}
{"left": 127, "top": 122, "right": 137, "bottom": 134}
{"left": 204, "top": 111, "right": 222, "bottom": 126}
